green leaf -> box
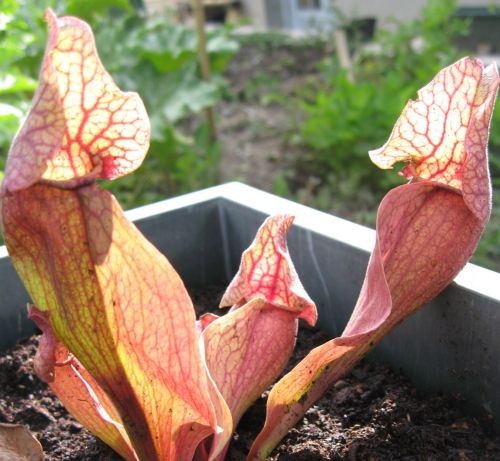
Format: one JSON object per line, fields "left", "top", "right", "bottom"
{"left": 161, "top": 77, "right": 222, "bottom": 122}
{"left": 66, "top": 0, "right": 133, "bottom": 22}
{"left": 0, "top": 73, "right": 37, "bottom": 94}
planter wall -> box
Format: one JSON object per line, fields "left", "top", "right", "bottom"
{"left": 1, "top": 182, "right": 500, "bottom": 427}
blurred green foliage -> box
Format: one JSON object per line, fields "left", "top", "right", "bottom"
{"left": 298, "top": 0, "right": 468, "bottom": 201}
{"left": 0, "top": 0, "right": 238, "bottom": 209}
{"left": 280, "top": 0, "right": 499, "bottom": 271}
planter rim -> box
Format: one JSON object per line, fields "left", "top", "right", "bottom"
{"left": 125, "top": 181, "right": 500, "bottom": 302}
{"left": 1, "top": 181, "right": 499, "bottom": 302}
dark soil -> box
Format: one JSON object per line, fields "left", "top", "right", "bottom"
{"left": 1, "top": 286, "right": 499, "bottom": 460}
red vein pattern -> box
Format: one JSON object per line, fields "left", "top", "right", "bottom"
{"left": 220, "top": 215, "right": 317, "bottom": 326}
{"left": 203, "top": 300, "right": 297, "bottom": 460}
{"left": 3, "top": 184, "right": 225, "bottom": 460}
{"left": 1, "top": 9, "right": 149, "bottom": 193}
{"left": 201, "top": 216, "right": 316, "bottom": 460}
{"left": 29, "top": 306, "right": 137, "bottom": 461}
{"left": 248, "top": 58, "right": 499, "bottom": 460}
{"left": 369, "top": 58, "right": 496, "bottom": 203}
{"left": 0, "top": 10, "right": 229, "bottom": 461}
{"left": 2, "top": 185, "right": 225, "bottom": 460}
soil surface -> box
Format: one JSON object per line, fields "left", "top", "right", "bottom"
{"left": 1, "top": 286, "right": 499, "bottom": 460}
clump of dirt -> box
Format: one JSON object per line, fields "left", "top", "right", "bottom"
{"left": 1, "top": 286, "right": 499, "bottom": 460}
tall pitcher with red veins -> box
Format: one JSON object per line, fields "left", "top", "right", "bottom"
{"left": 248, "top": 58, "right": 499, "bottom": 460}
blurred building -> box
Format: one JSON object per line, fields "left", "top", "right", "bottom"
{"left": 336, "top": 0, "right": 496, "bottom": 26}
{"left": 335, "top": 0, "right": 500, "bottom": 54}
{"left": 142, "top": 0, "right": 500, "bottom": 53}
{"left": 242, "top": 0, "right": 335, "bottom": 31}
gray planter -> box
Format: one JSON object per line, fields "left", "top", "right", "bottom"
{"left": 1, "top": 182, "right": 500, "bottom": 428}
